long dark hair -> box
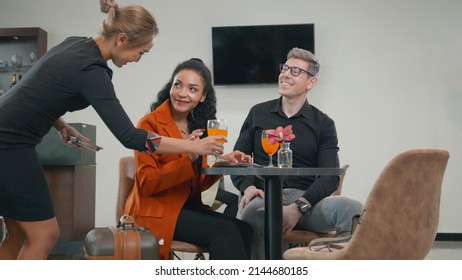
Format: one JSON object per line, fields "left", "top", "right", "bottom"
{"left": 150, "top": 58, "right": 217, "bottom": 134}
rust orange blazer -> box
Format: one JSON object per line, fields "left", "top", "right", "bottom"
{"left": 124, "top": 99, "right": 221, "bottom": 260}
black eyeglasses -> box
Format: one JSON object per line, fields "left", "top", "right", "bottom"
{"left": 279, "top": 64, "right": 312, "bottom": 77}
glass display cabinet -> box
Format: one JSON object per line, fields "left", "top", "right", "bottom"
{"left": 0, "top": 27, "right": 47, "bottom": 96}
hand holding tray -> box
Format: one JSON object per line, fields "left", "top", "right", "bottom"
{"left": 68, "top": 136, "right": 103, "bottom": 152}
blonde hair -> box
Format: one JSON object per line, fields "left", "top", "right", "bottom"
{"left": 287, "top": 47, "right": 320, "bottom": 77}
{"left": 99, "top": 0, "right": 159, "bottom": 47}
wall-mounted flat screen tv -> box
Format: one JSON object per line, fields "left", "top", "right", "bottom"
{"left": 211, "top": 23, "right": 315, "bottom": 85}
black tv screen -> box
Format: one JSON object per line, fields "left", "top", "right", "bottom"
{"left": 211, "top": 23, "right": 315, "bottom": 85}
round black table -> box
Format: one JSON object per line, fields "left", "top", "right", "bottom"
{"left": 203, "top": 165, "right": 345, "bottom": 260}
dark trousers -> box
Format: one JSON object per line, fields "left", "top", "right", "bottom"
{"left": 174, "top": 207, "right": 252, "bottom": 260}
{"left": 215, "top": 188, "right": 239, "bottom": 218}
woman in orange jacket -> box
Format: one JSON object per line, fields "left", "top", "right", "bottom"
{"left": 124, "top": 58, "right": 253, "bottom": 260}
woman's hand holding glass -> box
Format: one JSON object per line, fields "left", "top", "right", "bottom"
{"left": 187, "top": 129, "right": 226, "bottom": 161}
{"left": 188, "top": 136, "right": 225, "bottom": 163}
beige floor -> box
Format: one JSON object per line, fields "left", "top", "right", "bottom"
{"left": 173, "top": 241, "right": 462, "bottom": 260}
{"left": 425, "top": 241, "right": 462, "bottom": 260}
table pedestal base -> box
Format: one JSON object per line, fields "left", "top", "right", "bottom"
{"left": 265, "top": 176, "right": 283, "bottom": 260}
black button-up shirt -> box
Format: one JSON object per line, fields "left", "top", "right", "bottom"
{"left": 231, "top": 97, "right": 340, "bottom": 206}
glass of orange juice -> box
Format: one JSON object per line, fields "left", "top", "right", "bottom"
{"left": 207, "top": 119, "right": 228, "bottom": 161}
{"left": 207, "top": 119, "right": 228, "bottom": 141}
{"left": 261, "top": 130, "right": 279, "bottom": 167}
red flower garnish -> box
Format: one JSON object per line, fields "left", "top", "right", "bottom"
{"left": 265, "top": 125, "right": 295, "bottom": 145}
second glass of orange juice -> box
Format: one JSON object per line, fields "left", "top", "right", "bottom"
{"left": 261, "top": 130, "right": 279, "bottom": 167}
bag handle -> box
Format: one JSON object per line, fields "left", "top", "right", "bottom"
{"left": 118, "top": 214, "right": 138, "bottom": 230}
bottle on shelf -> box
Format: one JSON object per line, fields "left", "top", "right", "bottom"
{"left": 10, "top": 73, "right": 17, "bottom": 88}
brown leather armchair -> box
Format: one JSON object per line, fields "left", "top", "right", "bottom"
{"left": 283, "top": 149, "right": 449, "bottom": 260}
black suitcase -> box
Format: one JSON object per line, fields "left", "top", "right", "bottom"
{"left": 84, "top": 215, "right": 159, "bottom": 260}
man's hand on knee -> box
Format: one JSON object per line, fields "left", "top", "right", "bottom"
{"left": 239, "top": 186, "right": 264, "bottom": 210}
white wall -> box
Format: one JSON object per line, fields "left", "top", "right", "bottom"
{"left": 1, "top": 0, "right": 461, "bottom": 232}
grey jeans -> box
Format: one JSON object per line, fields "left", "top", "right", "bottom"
{"left": 240, "top": 188, "right": 363, "bottom": 259}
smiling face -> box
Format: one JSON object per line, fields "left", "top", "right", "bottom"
{"left": 111, "top": 33, "right": 154, "bottom": 68}
{"left": 169, "top": 69, "right": 207, "bottom": 116}
{"left": 278, "top": 58, "right": 317, "bottom": 98}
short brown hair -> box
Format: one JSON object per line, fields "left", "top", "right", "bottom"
{"left": 287, "top": 47, "right": 320, "bottom": 76}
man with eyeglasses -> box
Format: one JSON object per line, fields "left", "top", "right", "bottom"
{"left": 231, "top": 47, "right": 363, "bottom": 259}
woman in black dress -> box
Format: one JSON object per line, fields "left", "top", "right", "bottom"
{"left": 0, "top": 0, "right": 227, "bottom": 259}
